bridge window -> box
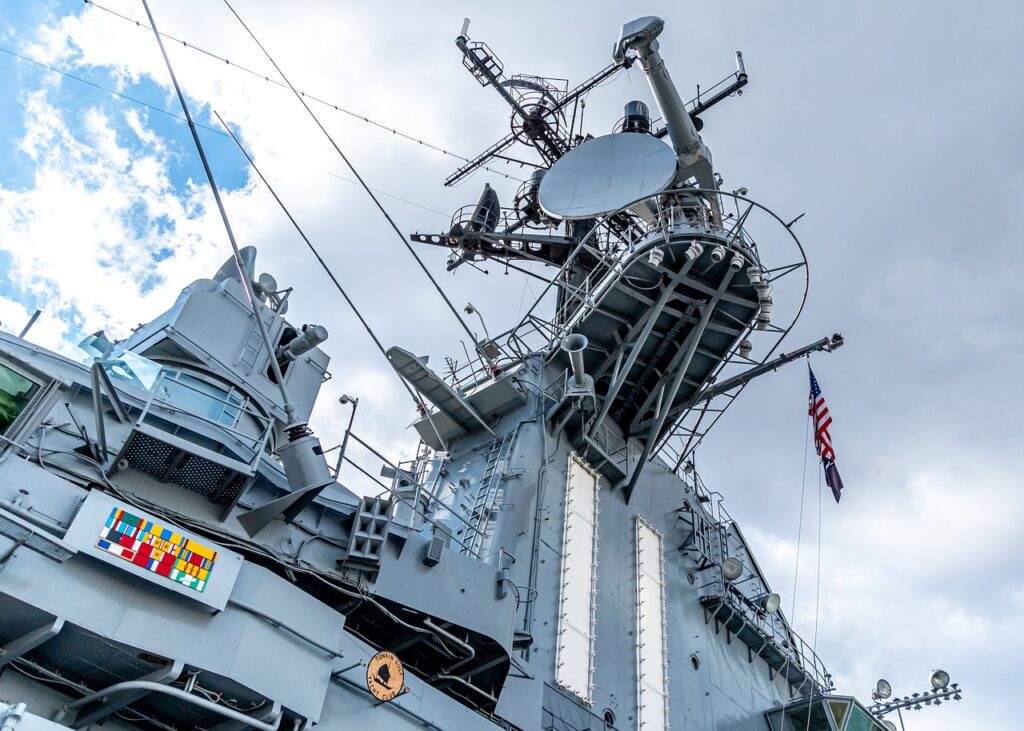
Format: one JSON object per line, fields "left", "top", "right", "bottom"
{"left": 0, "top": 363, "right": 40, "bottom": 436}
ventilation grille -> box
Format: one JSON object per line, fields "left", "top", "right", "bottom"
{"left": 121, "top": 431, "right": 248, "bottom": 505}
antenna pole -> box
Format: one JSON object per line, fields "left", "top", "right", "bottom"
{"left": 139, "top": 0, "right": 296, "bottom": 424}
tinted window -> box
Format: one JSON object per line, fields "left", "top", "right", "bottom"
{"left": 0, "top": 363, "right": 40, "bottom": 435}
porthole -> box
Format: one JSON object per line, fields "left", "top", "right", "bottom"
{"left": 686, "top": 570, "right": 696, "bottom": 585}
{"left": 690, "top": 653, "right": 701, "bottom": 671}
{"left": 603, "top": 709, "right": 616, "bottom": 727}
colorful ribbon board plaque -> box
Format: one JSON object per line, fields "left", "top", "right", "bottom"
{"left": 97, "top": 507, "right": 217, "bottom": 592}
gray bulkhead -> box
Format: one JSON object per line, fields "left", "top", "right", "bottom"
{"left": 418, "top": 356, "right": 803, "bottom": 731}
{"left": 0, "top": 311, "right": 807, "bottom": 730}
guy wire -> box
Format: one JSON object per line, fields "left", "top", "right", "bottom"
{"left": 221, "top": 0, "right": 481, "bottom": 347}
{"left": 81, "top": 0, "right": 524, "bottom": 182}
{"left": 212, "top": 110, "right": 449, "bottom": 450}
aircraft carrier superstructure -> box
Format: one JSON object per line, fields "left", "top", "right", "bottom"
{"left": 0, "top": 11, "right": 899, "bottom": 731}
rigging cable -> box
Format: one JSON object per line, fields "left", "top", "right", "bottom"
{"left": 0, "top": 45, "right": 447, "bottom": 219}
{"left": 221, "top": 0, "right": 480, "bottom": 347}
{"left": 775, "top": 370, "right": 814, "bottom": 726}
{"left": 212, "top": 110, "right": 450, "bottom": 449}
{"left": 80, "top": 0, "right": 525, "bottom": 182}
{"left": 804, "top": 465, "right": 824, "bottom": 731}
{"left": 790, "top": 380, "right": 812, "bottom": 619}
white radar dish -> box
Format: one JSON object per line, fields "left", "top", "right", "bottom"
{"left": 538, "top": 133, "right": 677, "bottom": 220}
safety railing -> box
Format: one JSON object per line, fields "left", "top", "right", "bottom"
{"left": 698, "top": 569, "right": 834, "bottom": 694}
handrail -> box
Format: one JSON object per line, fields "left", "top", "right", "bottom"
{"left": 703, "top": 579, "right": 833, "bottom": 693}
{"left": 227, "top": 598, "right": 345, "bottom": 659}
{"left": 57, "top": 680, "right": 283, "bottom": 731}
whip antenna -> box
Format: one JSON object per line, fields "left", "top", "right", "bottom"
{"left": 139, "top": 0, "right": 296, "bottom": 424}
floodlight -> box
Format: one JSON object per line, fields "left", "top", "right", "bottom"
{"left": 747, "top": 266, "right": 763, "bottom": 285}
{"left": 257, "top": 272, "right": 278, "bottom": 294}
{"left": 729, "top": 253, "right": 744, "bottom": 270}
{"left": 648, "top": 247, "right": 665, "bottom": 267}
{"left": 738, "top": 339, "right": 752, "bottom": 358}
{"left": 684, "top": 242, "right": 704, "bottom": 262}
{"left": 760, "top": 592, "right": 781, "bottom": 614}
{"left": 882, "top": 722, "right": 897, "bottom": 731}
{"left": 710, "top": 244, "right": 726, "bottom": 263}
{"left": 721, "top": 557, "right": 744, "bottom": 581}
{"left": 873, "top": 678, "right": 892, "bottom": 700}
{"left": 929, "top": 670, "right": 950, "bottom": 690}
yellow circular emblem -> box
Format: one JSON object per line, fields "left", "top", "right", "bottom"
{"left": 366, "top": 651, "right": 404, "bottom": 701}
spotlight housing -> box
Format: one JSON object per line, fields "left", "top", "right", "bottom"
{"left": 758, "top": 593, "right": 781, "bottom": 614}
{"left": 929, "top": 670, "right": 950, "bottom": 690}
{"left": 721, "top": 557, "right": 744, "bottom": 581}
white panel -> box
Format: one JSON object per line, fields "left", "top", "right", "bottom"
{"left": 63, "top": 489, "right": 243, "bottom": 611}
{"left": 555, "top": 454, "right": 600, "bottom": 702}
{"left": 636, "top": 518, "right": 669, "bottom": 731}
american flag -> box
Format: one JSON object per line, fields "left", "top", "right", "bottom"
{"left": 809, "top": 365, "right": 844, "bottom": 503}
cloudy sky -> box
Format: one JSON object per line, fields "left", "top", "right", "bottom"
{"left": 1, "top": 1, "right": 1021, "bottom": 728}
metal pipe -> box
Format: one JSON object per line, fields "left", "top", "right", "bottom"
{"left": 331, "top": 674, "right": 442, "bottom": 730}
{"left": 58, "top": 681, "right": 283, "bottom": 731}
{"left": 1, "top": 503, "right": 67, "bottom": 536}
{"left": 422, "top": 618, "right": 476, "bottom": 676}
{"left": 18, "top": 311, "right": 40, "bottom": 339}
{"left": 560, "top": 333, "right": 588, "bottom": 387}
{"left": 432, "top": 674, "right": 499, "bottom": 705}
{"left": 227, "top": 599, "right": 345, "bottom": 659}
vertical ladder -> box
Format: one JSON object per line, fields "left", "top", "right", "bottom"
{"left": 236, "top": 323, "right": 266, "bottom": 373}
{"left": 677, "top": 501, "right": 728, "bottom": 570}
{"left": 461, "top": 434, "right": 513, "bottom": 558}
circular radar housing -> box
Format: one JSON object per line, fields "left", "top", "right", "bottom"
{"left": 538, "top": 133, "right": 678, "bottom": 220}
